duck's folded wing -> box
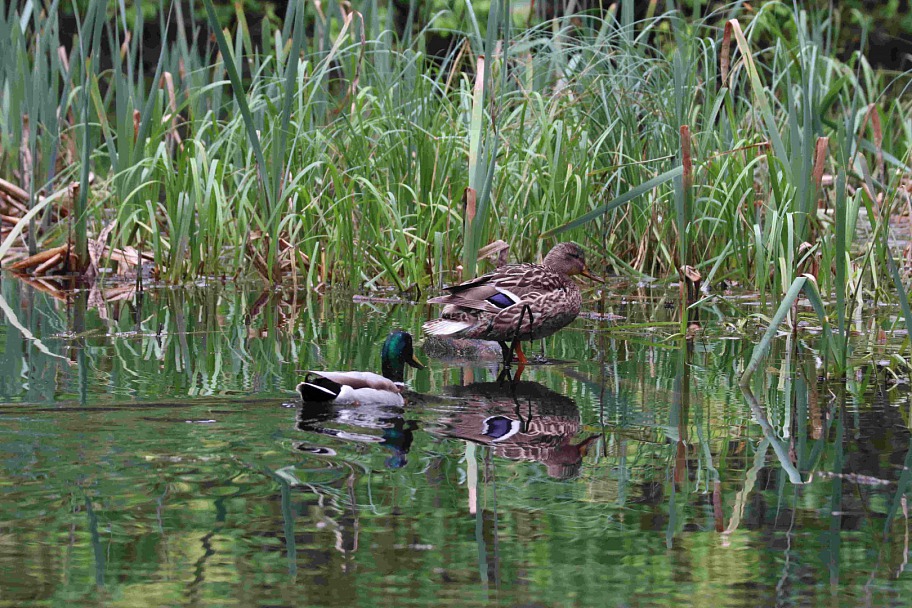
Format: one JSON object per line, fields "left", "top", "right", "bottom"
{"left": 430, "top": 265, "right": 562, "bottom": 312}
{"left": 428, "top": 287, "right": 503, "bottom": 312}
{"left": 311, "top": 371, "right": 402, "bottom": 393}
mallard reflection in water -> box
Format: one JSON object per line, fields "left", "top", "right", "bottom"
{"left": 296, "top": 402, "right": 419, "bottom": 470}
{"left": 433, "top": 380, "right": 598, "bottom": 480}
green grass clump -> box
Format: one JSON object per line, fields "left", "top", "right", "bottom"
{"left": 0, "top": 0, "right": 909, "bottom": 304}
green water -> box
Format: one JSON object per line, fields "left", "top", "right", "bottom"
{"left": 1, "top": 277, "right": 911, "bottom": 607}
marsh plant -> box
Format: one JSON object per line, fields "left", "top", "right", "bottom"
{"left": 1, "top": 1, "right": 911, "bottom": 330}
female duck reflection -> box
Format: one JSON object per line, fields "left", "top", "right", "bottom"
{"left": 433, "top": 379, "right": 598, "bottom": 480}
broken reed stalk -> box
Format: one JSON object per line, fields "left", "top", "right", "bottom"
{"left": 0, "top": 178, "right": 28, "bottom": 204}
{"left": 678, "top": 125, "right": 693, "bottom": 337}
{"left": 462, "top": 53, "right": 486, "bottom": 281}
{"left": 34, "top": 252, "right": 63, "bottom": 275}
{"left": 812, "top": 137, "right": 828, "bottom": 200}
{"left": 8, "top": 244, "right": 69, "bottom": 271}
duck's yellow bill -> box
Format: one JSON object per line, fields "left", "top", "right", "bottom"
{"left": 409, "top": 354, "right": 426, "bottom": 369}
{"left": 581, "top": 267, "right": 604, "bottom": 284}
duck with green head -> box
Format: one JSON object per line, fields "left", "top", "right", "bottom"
{"left": 296, "top": 331, "right": 425, "bottom": 406}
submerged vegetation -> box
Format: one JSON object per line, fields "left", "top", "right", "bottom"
{"left": 0, "top": 1, "right": 911, "bottom": 313}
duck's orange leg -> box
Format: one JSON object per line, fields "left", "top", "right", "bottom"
{"left": 508, "top": 304, "right": 533, "bottom": 367}
{"left": 514, "top": 360, "right": 526, "bottom": 383}
{"left": 514, "top": 342, "right": 527, "bottom": 365}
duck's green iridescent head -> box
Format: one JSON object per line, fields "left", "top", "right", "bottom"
{"left": 381, "top": 331, "right": 424, "bottom": 382}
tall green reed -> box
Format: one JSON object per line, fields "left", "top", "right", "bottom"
{"left": 0, "top": 0, "right": 908, "bottom": 314}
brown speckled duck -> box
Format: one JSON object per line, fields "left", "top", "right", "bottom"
{"left": 422, "top": 242, "right": 602, "bottom": 364}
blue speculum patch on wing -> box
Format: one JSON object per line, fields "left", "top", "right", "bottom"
{"left": 487, "top": 292, "right": 515, "bottom": 308}
{"left": 482, "top": 416, "right": 514, "bottom": 439}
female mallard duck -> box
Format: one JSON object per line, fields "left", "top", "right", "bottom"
{"left": 296, "top": 331, "right": 424, "bottom": 405}
{"left": 422, "top": 242, "right": 602, "bottom": 364}
{"left": 423, "top": 239, "right": 512, "bottom": 364}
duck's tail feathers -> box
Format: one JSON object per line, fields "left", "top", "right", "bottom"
{"left": 423, "top": 318, "right": 473, "bottom": 336}
{"left": 296, "top": 376, "right": 342, "bottom": 402}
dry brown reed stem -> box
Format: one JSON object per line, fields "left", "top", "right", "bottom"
{"left": 319, "top": 245, "right": 327, "bottom": 288}
{"left": 8, "top": 244, "right": 68, "bottom": 271}
{"left": 679, "top": 125, "right": 694, "bottom": 333}
{"left": 477, "top": 239, "right": 510, "bottom": 267}
{"left": 34, "top": 252, "right": 62, "bottom": 275}
{"left": 680, "top": 125, "right": 693, "bottom": 190}
{"left": 345, "top": 11, "right": 366, "bottom": 115}
{"left": 161, "top": 72, "right": 182, "bottom": 147}
{"left": 1, "top": 193, "right": 29, "bottom": 215}
{"left": 119, "top": 31, "right": 131, "bottom": 59}
{"left": 0, "top": 178, "right": 28, "bottom": 204}
{"left": 681, "top": 265, "right": 702, "bottom": 304}
{"left": 107, "top": 247, "right": 153, "bottom": 269}
{"left": 721, "top": 20, "right": 733, "bottom": 84}
{"left": 812, "top": 136, "right": 829, "bottom": 204}
{"left": 463, "top": 187, "right": 477, "bottom": 229}
{"left": 865, "top": 104, "right": 886, "bottom": 182}
{"left": 20, "top": 115, "right": 31, "bottom": 195}
{"left": 853, "top": 103, "right": 886, "bottom": 193}
{"left": 57, "top": 46, "right": 69, "bottom": 73}
{"left": 244, "top": 232, "right": 308, "bottom": 280}
{"left": 444, "top": 39, "right": 469, "bottom": 94}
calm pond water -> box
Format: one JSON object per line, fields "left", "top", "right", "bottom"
{"left": 1, "top": 276, "right": 911, "bottom": 607}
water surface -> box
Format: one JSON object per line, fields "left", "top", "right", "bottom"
{"left": 0, "top": 277, "right": 910, "bottom": 607}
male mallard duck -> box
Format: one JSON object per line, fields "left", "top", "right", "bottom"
{"left": 422, "top": 242, "right": 602, "bottom": 364}
{"left": 296, "top": 331, "right": 424, "bottom": 405}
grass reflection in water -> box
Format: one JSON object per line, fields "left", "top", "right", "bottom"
{"left": 0, "top": 276, "right": 911, "bottom": 607}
